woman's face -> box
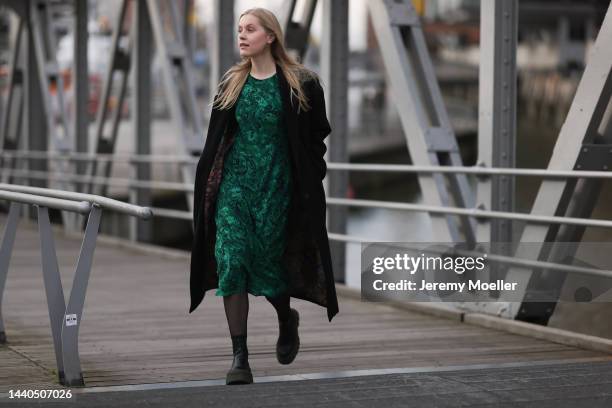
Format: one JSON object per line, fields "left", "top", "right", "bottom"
{"left": 237, "top": 14, "right": 274, "bottom": 58}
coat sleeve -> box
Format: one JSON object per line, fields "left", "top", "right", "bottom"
{"left": 308, "top": 78, "right": 332, "bottom": 180}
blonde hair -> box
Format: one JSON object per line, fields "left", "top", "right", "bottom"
{"left": 210, "top": 7, "right": 319, "bottom": 113}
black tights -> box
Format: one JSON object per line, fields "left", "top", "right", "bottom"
{"left": 266, "top": 293, "right": 291, "bottom": 322}
{"left": 223, "top": 293, "right": 249, "bottom": 337}
{"left": 223, "top": 292, "right": 291, "bottom": 337}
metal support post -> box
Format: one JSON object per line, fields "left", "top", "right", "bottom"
{"left": 37, "top": 204, "right": 102, "bottom": 386}
{"left": 73, "top": 0, "right": 89, "bottom": 193}
{"left": 59, "top": 0, "right": 90, "bottom": 233}
{"left": 37, "top": 205, "right": 68, "bottom": 384}
{"left": 321, "top": 0, "right": 348, "bottom": 282}
{"left": 476, "top": 0, "right": 517, "bottom": 245}
{"left": 473, "top": 0, "right": 517, "bottom": 310}
{"left": 25, "top": 9, "right": 47, "bottom": 194}
{"left": 60, "top": 204, "right": 102, "bottom": 386}
{"left": 209, "top": 0, "right": 234, "bottom": 95}
{"left": 0, "top": 202, "right": 20, "bottom": 344}
{"left": 130, "top": 0, "right": 152, "bottom": 242}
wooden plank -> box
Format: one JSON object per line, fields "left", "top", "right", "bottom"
{"left": 0, "top": 347, "right": 59, "bottom": 392}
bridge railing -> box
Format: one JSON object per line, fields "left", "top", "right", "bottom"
{"left": 2, "top": 149, "right": 612, "bottom": 228}
{"left": 3, "top": 150, "right": 612, "bottom": 272}
{"left": 0, "top": 184, "right": 152, "bottom": 387}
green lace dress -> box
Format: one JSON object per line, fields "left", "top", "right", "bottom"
{"left": 214, "top": 72, "right": 292, "bottom": 297}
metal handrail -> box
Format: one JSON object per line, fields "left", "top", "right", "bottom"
{"left": 0, "top": 183, "right": 153, "bottom": 219}
{"left": 3, "top": 150, "right": 612, "bottom": 179}
{"left": 326, "top": 197, "right": 612, "bottom": 229}
{"left": 0, "top": 168, "right": 192, "bottom": 192}
{"left": 0, "top": 186, "right": 152, "bottom": 387}
{"left": 0, "top": 190, "right": 91, "bottom": 214}
{"left": 326, "top": 162, "right": 612, "bottom": 180}
{"left": 146, "top": 198, "right": 612, "bottom": 231}
{"left": 329, "top": 232, "right": 612, "bottom": 280}
{"left": 4, "top": 168, "right": 612, "bottom": 230}
{"left": 0, "top": 150, "right": 198, "bottom": 165}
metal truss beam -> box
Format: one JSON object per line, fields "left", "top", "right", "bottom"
{"left": 0, "top": 16, "right": 25, "bottom": 185}
{"left": 88, "top": 0, "right": 205, "bottom": 224}
{"left": 282, "top": 0, "right": 318, "bottom": 62}
{"left": 497, "top": 2, "right": 612, "bottom": 323}
{"left": 29, "top": 0, "right": 72, "bottom": 151}
{"left": 366, "top": 0, "right": 477, "bottom": 244}
{"left": 87, "top": 0, "right": 131, "bottom": 197}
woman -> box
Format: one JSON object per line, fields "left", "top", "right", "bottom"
{"left": 189, "top": 7, "right": 339, "bottom": 385}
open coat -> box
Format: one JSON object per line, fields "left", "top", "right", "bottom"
{"left": 189, "top": 63, "right": 339, "bottom": 322}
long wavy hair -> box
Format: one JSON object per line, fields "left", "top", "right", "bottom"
{"left": 210, "top": 7, "right": 320, "bottom": 114}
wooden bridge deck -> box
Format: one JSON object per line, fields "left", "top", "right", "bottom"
{"left": 1, "top": 216, "right": 611, "bottom": 392}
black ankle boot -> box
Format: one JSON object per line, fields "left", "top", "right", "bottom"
{"left": 276, "top": 308, "right": 300, "bottom": 365}
{"left": 226, "top": 334, "right": 253, "bottom": 385}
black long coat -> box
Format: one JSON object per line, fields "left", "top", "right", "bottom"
{"left": 189, "top": 62, "right": 339, "bottom": 322}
